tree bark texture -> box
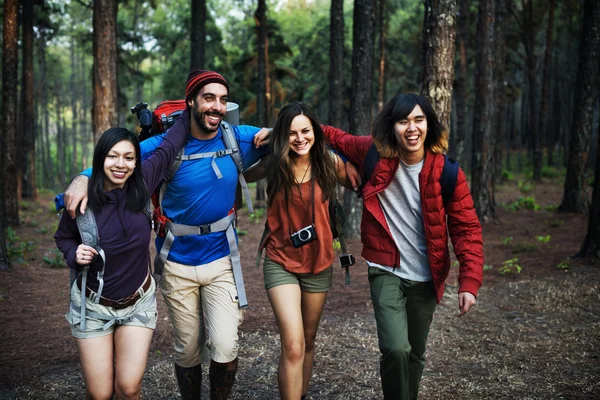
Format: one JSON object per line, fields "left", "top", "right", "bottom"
{"left": 80, "top": 50, "right": 90, "bottom": 170}
{"left": 92, "top": 0, "right": 118, "bottom": 143}
{"left": 521, "top": 0, "right": 541, "bottom": 180}
{"left": 453, "top": 0, "right": 469, "bottom": 164}
{"left": 345, "top": 0, "right": 375, "bottom": 238}
{"left": 71, "top": 38, "right": 79, "bottom": 178}
{"left": 20, "top": 0, "right": 37, "bottom": 201}
{"left": 493, "top": 0, "right": 507, "bottom": 188}
{"left": 190, "top": 0, "right": 206, "bottom": 70}
{"left": 471, "top": 0, "right": 495, "bottom": 221}
{"left": 56, "top": 89, "right": 66, "bottom": 189}
{"left": 255, "top": 0, "right": 268, "bottom": 205}
{"left": 421, "top": 0, "right": 457, "bottom": 133}
{"left": 328, "top": 0, "right": 344, "bottom": 128}
{"left": 560, "top": 0, "right": 600, "bottom": 213}
{"left": 2, "top": 0, "right": 20, "bottom": 227}
{"left": 377, "top": 0, "right": 386, "bottom": 112}
{"left": 538, "top": 0, "right": 556, "bottom": 172}
{"left": 0, "top": 209, "right": 9, "bottom": 269}
{"left": 580, "top": 108, "right": 600, "bottom": 258}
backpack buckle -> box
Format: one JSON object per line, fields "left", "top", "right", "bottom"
{"left": 215, "top": 149, "right": 229, "bottom": 158}
{"left": 198, "top": 224, "right": 211, "bottom": 235}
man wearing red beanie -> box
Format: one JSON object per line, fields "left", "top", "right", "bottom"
{"left": 63, "top": 70, "right": 270, "bottom": 400}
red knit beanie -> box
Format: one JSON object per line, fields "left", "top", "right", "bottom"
{"left": 185, "top": 70, "right": 229, "bottom": 102}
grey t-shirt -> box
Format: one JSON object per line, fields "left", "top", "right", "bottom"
{"left": 367, "top": 158, "right": 431, "bottom": 282}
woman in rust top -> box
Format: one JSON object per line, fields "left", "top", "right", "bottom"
{"left": 260, "top": 102, "right": 348, "bottom": 400}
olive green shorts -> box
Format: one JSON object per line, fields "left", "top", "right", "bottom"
{"left": 263, "top": 256, "right": 333, "bottom": 293}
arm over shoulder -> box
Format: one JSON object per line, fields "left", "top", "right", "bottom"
{"left": 321, "top": 125, "right": 371, "bottom": 167}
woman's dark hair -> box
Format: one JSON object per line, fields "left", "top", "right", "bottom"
{"left": 372, "top": 93, "right": 448, "bottom": 158}
{"left": 88, "top": 127, "right": 148, "bottom": 213}
{"left": 266, "top": 102, "right": 338, "bottom": 207}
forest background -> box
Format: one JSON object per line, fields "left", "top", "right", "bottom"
{"left": 0, "top": 0, "right": 600, "bottom": 398}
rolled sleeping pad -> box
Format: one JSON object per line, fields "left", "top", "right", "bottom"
{"left": 224, "top": 102, "right": 240, "bottom": 126}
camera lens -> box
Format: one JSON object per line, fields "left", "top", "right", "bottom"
{"left": 299, "top": 229, "right": 311, "bottom": 241}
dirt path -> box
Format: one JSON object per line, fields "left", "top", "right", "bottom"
{"left": 1, "top": 180, "right": 599, "bottom": 399}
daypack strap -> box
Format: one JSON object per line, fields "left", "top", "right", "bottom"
{"left": 155, "top": 211, "right": 248, "bottom": 308}
{"left": 360, "top": 143, "right": 380, "bottom": 193}
{"left": 221, "top": 121, "right": 254, "bottom": 213}
{"left": 440, "top": 154, "right": 459, "bottom": 203}
{"left": 75, "top": 209, "right": 107, "bottom": 330}
{"left": 255, "top": 223, "right": 270, "bottom": 268}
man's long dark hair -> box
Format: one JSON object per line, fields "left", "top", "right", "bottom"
{"left": 372, "top": 93, "right": 448, "bottom": 158}
{"left": 87, "top": 127, "right": 148, "bottom": 213}
{"left": 266, "top": 102, "right": 338, "bottom": 207}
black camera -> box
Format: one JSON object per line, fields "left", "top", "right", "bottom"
{"left": 290, "top": 224, "right": 317, "bottom": 248}
{"left": 339, "top": 253, "right": 356, "bottom": 268}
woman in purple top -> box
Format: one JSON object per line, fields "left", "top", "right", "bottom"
{"left": 54, "top": 113, "right": 188, "bottom": 400}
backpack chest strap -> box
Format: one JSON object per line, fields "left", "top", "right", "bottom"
{"left": 179, "top": 148, "right": 238, "bottom": 179}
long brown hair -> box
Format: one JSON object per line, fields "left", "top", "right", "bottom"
{"left": 372, "top": 93, "right": 449, "bottom": 158}
{"left": 266, "top": 102, "right": 338, "bottom": 206}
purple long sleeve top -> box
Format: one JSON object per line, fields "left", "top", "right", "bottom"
{"left": 54, "top": 113, "right": 189, "bottom": 300}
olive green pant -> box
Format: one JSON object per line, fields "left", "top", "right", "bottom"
{"left": 368, "top": 267, "right": 437, "bottom": 400}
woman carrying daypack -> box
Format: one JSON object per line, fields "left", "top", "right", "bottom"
{"left": 54, "top": 114, "right": 188, "bottom": 400}
{"left": 258, "top": 102, "right": 350, "bottom": 400}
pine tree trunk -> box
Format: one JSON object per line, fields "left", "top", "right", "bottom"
{"left": 377, "top": 0, "right": 387, "bottom": 112}
{"left": 328, "top": 0, "right": 344, "bottom": 128}
{"left": 560, "top": 0, "right": 600, "bottom": 213}
{"left": 56, "top": 89, "right": 66, "bottom": 189}
{"left": 579, "top": 105, "right": 600, "bottom": 258}
{"left": 538, "top": 0, "right": 556, "bottom": 172}
{"left": 2, "top": 0, "right": 20, "bottom": 227}
{"left": 521, "top": 0, "right": 541, "bottom": 180}
{"left": 493, "top": 0, "right": 507, "bottom": 185}
{"left": 254, "top": 0, "right": 268, "bottom": 206}
{"left": 80, "top": 50, "right": 90, "bottom": 170}
{"left": 453, "top": 0, "right": 469, "bottom": 164}
{"left": 190, "top": 0, "right": 206, "bottom": 70}
{"left": 71, "top": 37, "right": 79, "bottom": 177}
{"left": 20, "top": 0, "right": 37, "bottom": 201}
{"left": 471, "top": 0, "right": 495, "bottom": 222}
{"left": 344, "top": 0, "right": 375, "bottom": 238}
{"left": 0, "top": 212, "right": 9, "bottom": 269}
{"left": 421, "top": 0, "right": 457, "bottom": 132}
{"left": 92, "top": 0, "right": 118, "bottom": 143}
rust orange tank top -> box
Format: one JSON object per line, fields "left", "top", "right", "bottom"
{"left": 264, "top": 179, "right": 334, "bottom": 274}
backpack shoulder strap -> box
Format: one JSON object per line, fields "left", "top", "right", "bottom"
{"left": 221, "top": 121, "right": 243, "bottom": 173}
{"left": 440, "top": 154, "right": 459, "bottom": 204}
{"left": 221, "top": 121, "right": 254, "bottom": 213}
{"left": 76, "top": 208, "right": 99, "bottom": 249}
{"left": 363, "top": 142, "right": 380, "bottom": 184}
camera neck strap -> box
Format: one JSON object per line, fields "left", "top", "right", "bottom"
{"left": 287, "top": 178, "right": 315, "bottom": 235}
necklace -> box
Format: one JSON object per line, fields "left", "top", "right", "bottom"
{"left": 296, "top": 161, "right": 311, "bottom": 185}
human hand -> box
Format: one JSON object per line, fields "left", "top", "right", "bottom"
{"left": 254, "top": 128, "right": 272, "bottom": 148}
{"left": 64, "top": 175, "right": 89, "bottom": 219}
{"left": 457, "top": 292, "right": 476, "bottom": 317}
{"left": 75, "top": 244, "right": 98, "bottom": 266}
{"left": 345, "top": 162, "right": 362, "bottom": 192}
